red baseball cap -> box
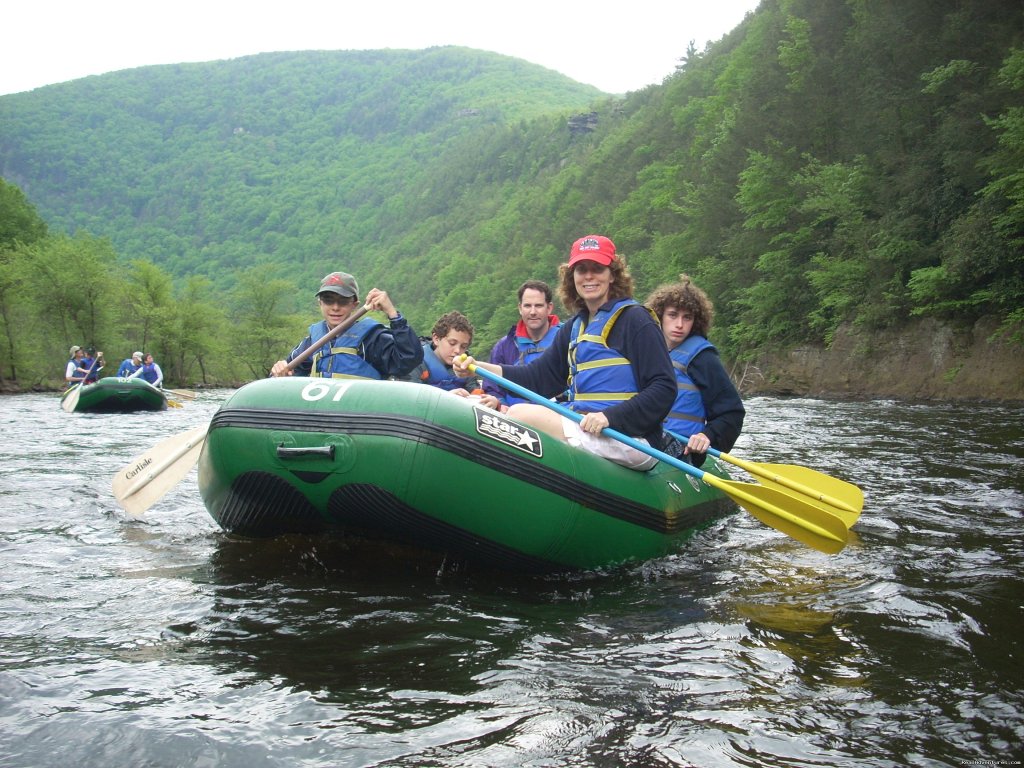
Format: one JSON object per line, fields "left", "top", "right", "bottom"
{"left": 568, "top": 235, "right": 616, "bottom": 268}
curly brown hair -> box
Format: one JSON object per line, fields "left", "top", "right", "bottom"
{"left": 644, "top": 274, "right": 714, "bottom": 338}
{"left": 557, "top": 257, "right": 635, "bottom": 314}
{"left": 431, "top": 310, "right": 474, "bottom": 344}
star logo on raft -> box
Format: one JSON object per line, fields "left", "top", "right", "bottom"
{"left": 474, "top": 410, "right": 543, "bottom": 458}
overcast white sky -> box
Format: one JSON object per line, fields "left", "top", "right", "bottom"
{"left": 2, "top": 1, "right": 761, "bottom": 97}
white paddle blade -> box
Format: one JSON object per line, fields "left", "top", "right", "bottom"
{"left": 167, "top": 389, "right": 197, "bottom": 400}
{"left": 61, "top": 386, "right": 81, "bottom": 413}
{"left": 111, "top": 424, "right": 209, "bottom": 518}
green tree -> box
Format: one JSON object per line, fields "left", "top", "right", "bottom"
{"left": 124, "top": 259, "right": 175, "bottom": 353}
{"left": 0, "top": 178, "right": 48, "bottom": 249}
{"left": 230, "top": 266, "right": 302, "bottom": 380}
{"left": 157, "top": 274, "right": 227, "bottom": 386}
{"left": 0, "top": 242, "right": 34, "bottom": 383}
{"left": 26, "top": 233, "right": 119, "bottom": 360}
{"left": 0, "top": 179, "right": 49, "bottom": 382}
{"left": 978, "top": 46, "right": 1024, "bottom": 340}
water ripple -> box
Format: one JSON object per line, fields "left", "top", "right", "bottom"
{"left": 0, "top": 392, "right": 1021, "bottom": 766}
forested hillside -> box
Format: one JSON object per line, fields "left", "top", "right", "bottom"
{"left": 1, "top": 0, "right": 1021, "bottom": 393}
{"left": 0, "top": 46, "right": 602, "bottom": 284}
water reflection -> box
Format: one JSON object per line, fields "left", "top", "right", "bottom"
{"left": 185, "top": 533, "right": 665, "bottom": 696}
{"left": 0, "top": 392, "right": 1021, "bottom": 766}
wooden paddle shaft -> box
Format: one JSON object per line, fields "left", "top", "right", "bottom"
{"left": 281, "top": 305, "right": 369, "bottom": 374}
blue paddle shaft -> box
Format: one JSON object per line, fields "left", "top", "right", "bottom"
{"left": 471, "top": 364, "right": 707, "bottom": 482}
{"left": 665, "top": 428, "right": 721, "bottom": 458}
{"left": 470, "top": 363, "right": 851, "bottom": 554}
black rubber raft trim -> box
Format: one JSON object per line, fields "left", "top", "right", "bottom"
{"left": 210, "top": 406, "right": 726, "bottom": 536}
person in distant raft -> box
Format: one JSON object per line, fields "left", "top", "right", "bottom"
{"left": 130, "top": 352, "right": 164, "bottom": 388}
{"left": 483, "top": 280, "right": 561, "bottom": 410}
{"left": 645, "top": 275, "right": 745, "bottom": 467}
{"left": 406, "top": 311, "right": 501, "bottom": 409}
{"left": 64, "top": 345, "right": 90, "bottom": 388}
{"left": 454, "top": 235, "right": 676, "bottom": 471}
{"left": 80, "top": 347, "right": 104, "bottom": 383}
{"left": 270, "top": 271, "right": 423, "bottom": 379}
{"left": 117, "top": 351, "right": 143, "bottom": 377}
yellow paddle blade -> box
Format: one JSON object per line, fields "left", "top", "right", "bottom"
{"left": 705, "top": 474, "right": 850, "bottom": 555}
{"left": 744, "top": 462, "right": 862, "bottom": 528}
{"left": 715, "top": 452, "right": 863, "bottom": 528}
{"left": 111, "top": 424, "right": 208, "bottom": 518}
{"left": 167, "top": 399, "right": 183, "bottom": 408}
{"left": 466, "top": 358, "right": 853, "bottom": 555}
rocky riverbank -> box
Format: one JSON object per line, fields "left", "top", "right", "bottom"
{"left": 739, "top": 317, "right": 1023, "bottom": 403}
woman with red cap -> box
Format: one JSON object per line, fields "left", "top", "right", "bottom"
{"left": 454, "top": 235, "right": 675, "bottom": 470}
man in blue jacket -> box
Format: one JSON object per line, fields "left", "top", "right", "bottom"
{"left": 484, "top": 280, "right": 561, "bottom": 409}
{"left": 117, "top": 351, "right": 142, "bottom": 377}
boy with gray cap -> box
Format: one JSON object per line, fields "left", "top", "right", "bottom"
{"left": 270, "top": 271, "right": 422, "bottom": 379}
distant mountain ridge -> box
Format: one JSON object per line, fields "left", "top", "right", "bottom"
{"left": 0, "top": 46, "right": 604, "bottom": 291}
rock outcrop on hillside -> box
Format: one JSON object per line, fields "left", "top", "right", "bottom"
{"left": 739, "top": 317, "right": 1023, "bottom": 403}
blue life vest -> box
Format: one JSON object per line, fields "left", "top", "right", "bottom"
{"left": 419, "top": 342, "right": 474, "bottom": 391}
{"left": 81, "top": 357, "right": 100, "bottom": 383}
{"left": 138, "top": 362, "right": 160, "bottom": 385}
{"left": 567, "top": 299, "right": 652, "bottom": 413}
{"left": 308, "top": 318, "right": 383, "bottom": 379}
{"left": 65, "top": 357, "right": 82, "bottom": 389}
{"left": 505, "top": 323, "right": 561, "bottom": 406}
{"left": 664, "top": 335, "right": 714, "bottom": 437}
{"left": 117, "top": 359, "right": 140, "bottom": 377}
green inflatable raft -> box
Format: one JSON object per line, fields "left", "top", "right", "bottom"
{"left": 61, "top": 376, "right": 168, "bottom": 413}
{"left": 198, "top": 377, "right": 736, "bottom": 572}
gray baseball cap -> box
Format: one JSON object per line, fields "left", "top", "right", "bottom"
{"left": 316, "top": 271, "right": 359, "bottom": 299}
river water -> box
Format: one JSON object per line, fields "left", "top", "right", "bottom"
{"left": 0, "top": 390, "right": 1021, "bottom": 767}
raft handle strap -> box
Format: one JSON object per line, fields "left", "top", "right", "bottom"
{"left": 276, "top": 445, "right": 336, "bottom": 459}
